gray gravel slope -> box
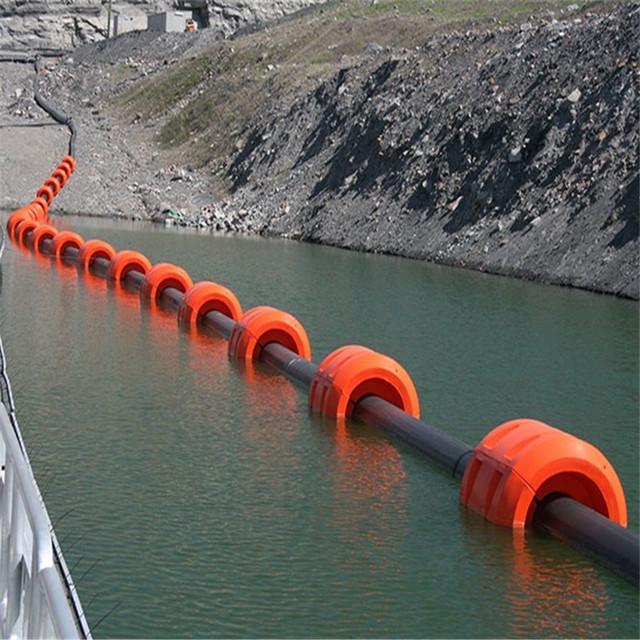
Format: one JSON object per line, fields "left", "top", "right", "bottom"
{"left": 227, "top": 5, "right": 639, "bottom": 298}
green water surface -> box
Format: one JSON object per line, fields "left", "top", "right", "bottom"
{"left": 0, "top": 216, "right": 638, "bottom": 638}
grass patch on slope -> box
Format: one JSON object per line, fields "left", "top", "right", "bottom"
{"left": 117, "top": 0, "right": 605, "bottom": 173}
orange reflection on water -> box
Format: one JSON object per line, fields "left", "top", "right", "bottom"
{"left": 145, "top": 300, "right": 181, "bottom": 341}
{"left": 15, "top": 240, "right": 35, "bottom": 259}
{"left": 81, "top": 267, "right": 111, "bottom": 289}
{"left": 459, "top": 510, "right": 612, "bottom": 638}
{"left": 51, "top": 257, "right": 80, "bottom": 285}
{"left": 30, "top": 248, "right": 55, "bottom": 269}
{"left": 325, "top": 416, "right": 409, "bottom": 590}
{"left": 332, "top": 418, "right": 407, "bottom": 502}
{"left": 238, "top": 359, "right": 299, "bottom": 449}
{"left": 506, "top": 531, "right": 609, "bottom": 638}
{"left": 184, "top": 327, "right": 230, "bottom": 393}
{"left": 108, "top": 281, "right": 144, "bottom": 330}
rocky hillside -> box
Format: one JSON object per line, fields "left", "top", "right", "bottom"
{"left": 1, "top": 0, "right": 638, "bottom": 298}
{"left": 223, "top": 4, "right": 639, "bottom": 298}
{"left": 0, "top": 0, "right": 325, "bottom": 50}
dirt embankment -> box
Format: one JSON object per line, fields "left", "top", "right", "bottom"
{"left": 1, "top": 1, "right": 638, "bottom": 298}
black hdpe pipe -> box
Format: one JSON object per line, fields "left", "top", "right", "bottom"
{"left": 40, "top": 239, "right": 640, "bottom": 586}
{"left": 0, "top": 51, "right": 75, "bottom": 154}
{"left": 32, "top": 56, "right": 76, "bottom": 157}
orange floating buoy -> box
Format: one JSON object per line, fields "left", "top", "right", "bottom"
{"left": 77, "top": 239, "right": 116, "bottom": 272}
{"left": 139, "top": 262, "right": 193, "bottom": 304}
{"left": 25, "top": 202, "right": 45, "bottom": 222}
{"left": 309, "top": 345, "right": 420, "bottom": 420}
{"left": 51, "top": 230, "right": 84, "bottom": 260}
{"left": 56, "top": 163, "right": 71, "bottom": 181}
{"left": 228, "top": 306, "right": 311, "bottom": 360}
{"left": 36, "top": 184, "right": 55, "bottom": 205}
{"left": 108, "top": 250, "right": 152, "bottom": 282}
{"left": 51, "top": 169, "right": 68, "bottom": 188}
{"left": 31, "top": 197, "right": 49, "bottom": 220}
{"left": 459, "top": 418, "right": 628, "bottom": 529}
{"left": 61, "top": 155, "right": 76, "bottom": 173}
{"left": 16, "top": 220, "right": 39, "bottom": 247}
{"left": 7, "top": 209, "right": 37, "bottom": 239}
{"left": 43, "top": 177, "right": 61, "bottom": 197}
{"left": 32, "top": 223, "right": 59, "bottom": 254}
{"left": 177, "top": 281, "right": 242, "bottom": 329}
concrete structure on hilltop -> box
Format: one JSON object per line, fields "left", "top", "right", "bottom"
{"left": 0, "top": 1, "right": 328, "bottom": 50}
{"left": 147, "top": 10, "right": 194, "bottom": 33}
{"left": 112, "top": 11, "right": 148, "bottom": 37}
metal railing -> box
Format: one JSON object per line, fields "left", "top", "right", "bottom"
{"left": 0, "top": 402, "right": 81, "bottom": 638}
{"left": 0, "top": 226, "right": 91, "bottom": 638}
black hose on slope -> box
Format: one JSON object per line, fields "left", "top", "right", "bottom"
{"left": 32, "top": 55, "right": 77, "bottom": 157}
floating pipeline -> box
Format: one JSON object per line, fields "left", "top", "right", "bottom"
{"left": 6, "top": 156, "right": 76, "bottom": 238}
{"left": 6, "top": 210, "right": 640, "bottom": 587}
{"left": 4, "top": 58, "right": 77, "bottom": 231}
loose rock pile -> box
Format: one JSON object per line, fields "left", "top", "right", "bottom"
{"left": 226, "top": 4, "right": 639, "bottom": 297}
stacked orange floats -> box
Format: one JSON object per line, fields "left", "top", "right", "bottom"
{"left": 7, "top": 155, "right": 76, "bottom": 241}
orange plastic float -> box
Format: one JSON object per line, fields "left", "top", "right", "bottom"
{"left": 228, "top": 306, "right": 311, "bottom": 360}
{"left": 460, "top": 418, "right": 628, "bottom": 529}
{"left": 25, "top": 203, "right": 45, "bottom": 223}
{"left": 36, "top": 184, "right": 55, "bottom": 205}
{"left": 4, "top": 174, "right": 637, "bottom": 583}
{"left": 7, "top": 210, "right": 36, "bottom": 239}
{"left": 51, "top": 231, "right": 84, "bottom": 260}
{"left": 61, "top": 155, "right": 76, "bottom": 173}
{"left": 177, "top": 281, "right": 243, "bottom": 329}
{"left": 32, "top": 223, "right": 59, "bottom": 253}
{"left": 56, "top": 163, "right": 71, "bottom": 180}
{"left": 108, "top": 250, "right": 152, "bottom": 282}
{"left": 43, "top": 177, "right": 61, "bottom": 197}
{"left": 77, "top": 239, "right": 116, "bottom": 272}
{"left": 309, "top": 345, "right": 420, "bottom": 419}
{"left": 139, "top": 262, "right": 193, "bottom": 304}
{"left": 31, "top": 197, "right": 49, "bottom": 219}
{"left": 51, "top": 169, "right": 68, "bottom": 188}
{"left": 57, "top": 162, "right": 75, "bottom": 181}
{"left": 16, "top": 220, "right": 39, "bottom": 247}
